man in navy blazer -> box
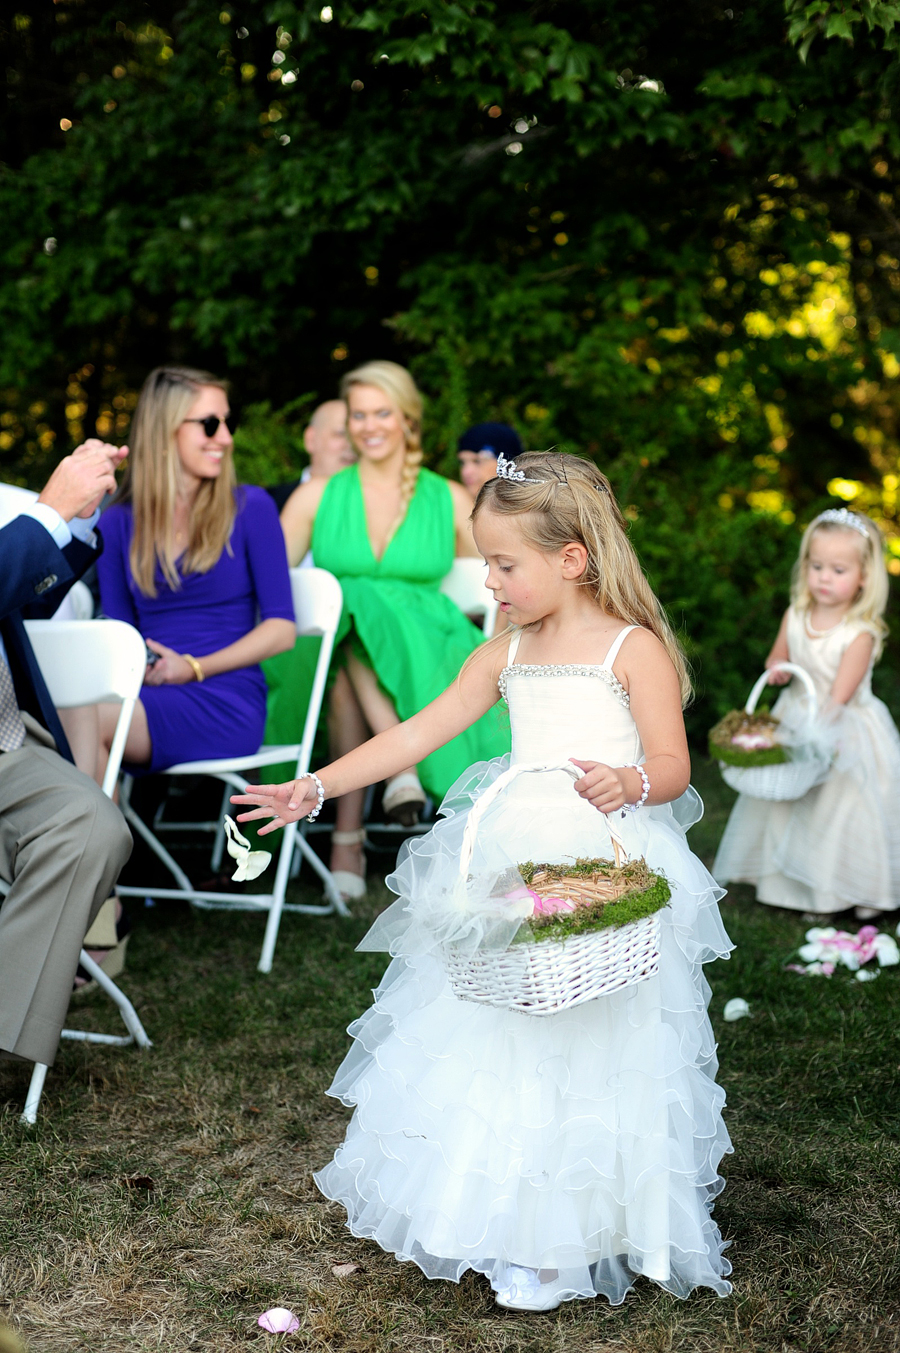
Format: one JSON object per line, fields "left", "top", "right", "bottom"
{"left": 0, "top": 441, "right": 133, "bottom": 1071}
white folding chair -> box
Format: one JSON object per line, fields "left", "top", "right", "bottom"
{"left": 117, "top": 568, "right": 347, "bottom": 974}
{"left": 9, "top": 619, "right": 153, "bottom": 1124}
{"left": 440, "top": 557, "right": 499, "bottom": 634}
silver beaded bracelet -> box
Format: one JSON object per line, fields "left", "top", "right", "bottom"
{"left": 622, "top": 762, "right": 650, "bottom": 811}
{"left": 298, "top": 772, "right": 326, "bottom": 821}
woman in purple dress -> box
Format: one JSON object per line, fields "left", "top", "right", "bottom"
{"left": 93, "top": 365, "right": 295, "bottom": 780}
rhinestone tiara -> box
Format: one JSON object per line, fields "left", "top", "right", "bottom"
{"left": 813, "top": 507, "right": 871, "bottom": 538}
{"left": 496, "top": 453, "right": 542, "bottom": 483}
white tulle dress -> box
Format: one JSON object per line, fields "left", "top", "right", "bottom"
{"left": 315, "top": 628, "right": 735, "bottom": 1306}
{"left": 714, "top": 607, "right": 900, "bottom": 914}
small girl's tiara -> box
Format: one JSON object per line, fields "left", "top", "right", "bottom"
{"left": 496, "top": 453, "right": 542, "bottom": 483}
{"left": 813, "top": 507, "right": 871, "bottom": 539}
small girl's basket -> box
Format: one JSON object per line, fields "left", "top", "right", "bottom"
{"left": 443, "top": 761, "right": 669, "bottom": 1017}
{"left": 710, "top": 661, "right": 831, "bottom": 802}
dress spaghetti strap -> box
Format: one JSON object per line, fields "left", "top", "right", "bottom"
{"left": 601, "top": 625, "right": 638, "bottom": 671}
{"left": 506, "top": 629, "right": 523, "bottom": 665}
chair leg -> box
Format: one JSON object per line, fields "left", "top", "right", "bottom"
{"left": 120, "top": 780, "right": 195, "bottom": 894}
{"left": 21, "top": 1063, "right": 49, "bottom": 1125}
{"left": 70, "top": 950, "right": 153, "bottom": 1049}
{"left": 210, "top": 783, "right": 232, "bottom": 872}
{"left": 257, "top": 823, "right": 350, "bottom": 973}
{"left": 257, "top": 820, "right": 296, "bottom": 975}
{"left": 292, "top": 834, "right": 350, "bottom": 916}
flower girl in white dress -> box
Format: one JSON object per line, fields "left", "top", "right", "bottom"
{"left": 714, "top": 508, "right": 900, "bottom": 919}
{"left": 233, "top": 453, "right": 734, "bottom": 1311}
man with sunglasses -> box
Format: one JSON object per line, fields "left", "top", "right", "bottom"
{"left": 0, "top": 439, "right": 133, "bottom": 1076}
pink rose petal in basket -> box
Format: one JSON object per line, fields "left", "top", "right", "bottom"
{"left": 531, "top": 894, "right": 576, "bottom": 917}
{"left": 505, "top": 885, "right": 541, "bottom": 906}
{"left": 731, "top": 730, "right": 776, "bottom": 751}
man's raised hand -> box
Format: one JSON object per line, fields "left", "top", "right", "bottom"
{"left": 38, "top": 440, "right": 128, "bottom": 521}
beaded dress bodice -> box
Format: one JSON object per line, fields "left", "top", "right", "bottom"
{"left": 500, "top": 627, "right": 643, "bottom": 769}
{"left": 494, "top": 629, "right": 644, "bottom": 860}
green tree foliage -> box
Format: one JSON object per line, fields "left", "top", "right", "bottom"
{"left": 3, "top": 0, "right": 900, "bottom": 727}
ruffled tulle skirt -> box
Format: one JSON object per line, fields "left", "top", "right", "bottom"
{"left": 314, "top": 757, "right": 734, "bottom": 1306}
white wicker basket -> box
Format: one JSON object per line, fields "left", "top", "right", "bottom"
{"left": 718, "top": 662, "right": 832, "bottom": 802}
{"left": 444, "top": 761, "right": 663, "bottom": 1017}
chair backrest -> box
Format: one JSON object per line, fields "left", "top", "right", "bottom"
{"left": 24, "top": 619, "right": 147, "bottom": 707}
{"left": 440, "top": 557, "right": 498, "bottom": 632}
{"left": 289, "top": 567, "right": 344, "bottom": 638}
{"left": 24, "top": 619, "right": 147, "bottom": 798}
{"left": 64, "top": 580, "right": 95, "bottom": 620}
{"left": 0, "top": 482, "right": 38, "bottom": 527}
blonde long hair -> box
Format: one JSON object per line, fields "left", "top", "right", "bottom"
{"left": 117, "top": 365, "right": 236, "bottom": 596}
{"left": 473, "top": 452, "right": 692, "bottom": 705}
{"left": 791, "top": 510, "right": 889, "bottom": 658}
{"left": 340, "top": 360, "right": 423, "bottom": 547}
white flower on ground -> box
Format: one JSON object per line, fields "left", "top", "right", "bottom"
{"left": 723, "top": 998, "right": 750, "bottom": 1021}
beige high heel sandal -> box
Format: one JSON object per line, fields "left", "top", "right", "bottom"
{"left": 331, "top": 828, "right": 367, "bottom": 901}
{"left": 382, "top": 771, "right": 426, "bottom": 827}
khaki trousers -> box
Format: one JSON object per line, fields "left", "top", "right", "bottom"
{"left": 0, "top": 717, "right": 132, "bottom": 1066}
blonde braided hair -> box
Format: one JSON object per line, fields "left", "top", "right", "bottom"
{"left": 341, "top": 360, "right": 423, "bottom": 547}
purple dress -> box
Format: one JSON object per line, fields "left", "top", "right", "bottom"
{"left": 97, "top": 486, "right": 294, "bottom": 773}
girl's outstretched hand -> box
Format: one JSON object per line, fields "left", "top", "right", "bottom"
{"left": 230, "top": 780, "right": 320, "bottom": 835}
{"left": 569, "top": 759, "right": 631, "bottom": 813}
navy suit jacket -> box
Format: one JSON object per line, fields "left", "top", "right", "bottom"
{"left": 0, "top": 514, "right": 101, "bottom": 764}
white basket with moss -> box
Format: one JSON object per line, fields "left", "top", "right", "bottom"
{"left": 443, "top": 762, "right": 670, "bottom": 1016}
{"left": 709, "top": 661, "right": 832, "bottom": 802}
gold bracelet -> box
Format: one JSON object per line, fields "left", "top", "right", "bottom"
{"left": 182, "top": 653, "right": 205, "bottom": 683}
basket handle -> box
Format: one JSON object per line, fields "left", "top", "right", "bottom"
{"left": 457, "top": 760, "right": 629, "bottom": 884}
{"left": 745, "top": 661, "right": 818, "bottom": 736}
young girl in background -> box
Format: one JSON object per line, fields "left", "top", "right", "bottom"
{"left": 715, "top": 507, "right": 900, "bottom": 919}
{"left": 234, "top": 453, "right": 733, "bottom": 1311}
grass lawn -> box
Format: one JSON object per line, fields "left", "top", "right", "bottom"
{"left": 2, "top": 757, "right": 899, "bottom": 1352}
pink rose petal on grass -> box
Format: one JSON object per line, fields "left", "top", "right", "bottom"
{"left": 258, "top": 1308, "right": 299, "bottom": 1334}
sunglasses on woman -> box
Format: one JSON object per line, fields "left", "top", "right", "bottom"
{"left": 183, "top": 413, "right": 238, "bottom": 438}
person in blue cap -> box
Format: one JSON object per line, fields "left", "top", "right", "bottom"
{"left": 457, "top": 422, "right": 524, "bottom": 501}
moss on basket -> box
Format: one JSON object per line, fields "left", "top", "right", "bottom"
{"left": 709, "top": 708, "right": 788, "bottom": 768}
{"left": 515, "top": 857, "right": 670, "bottom": 945}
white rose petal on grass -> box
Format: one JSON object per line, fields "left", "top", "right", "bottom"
{"left": 875, "top": 934, "right": 900, "bottom": 966}
{"left": 855, "top": 969, "right": 880, "bottom": 983}
{"left": 723, "top": 998, "right": 750, "bottom": 1022}
{"left": 223, "top": 815, "right": 272, "bottom": 881}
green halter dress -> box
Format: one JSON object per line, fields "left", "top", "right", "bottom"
{"left": 263, "top": 465, "right": 509, "bottom": 799}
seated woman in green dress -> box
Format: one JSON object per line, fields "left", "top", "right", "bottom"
{"left": 279, "top": 360, "right": 509, "bottom": 900}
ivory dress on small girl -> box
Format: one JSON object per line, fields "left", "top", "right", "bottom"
{"left": 314, "top": 628, "right": 734, "bottom": 1307}
{"left": 714, "top": 605, "right": 900, "bottom": 914}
